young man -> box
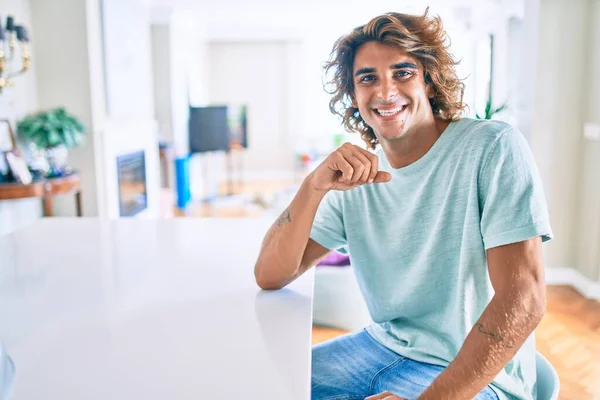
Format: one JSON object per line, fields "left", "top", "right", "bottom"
{"left": 254, "top": 9, "right": 552, "bottom": 400}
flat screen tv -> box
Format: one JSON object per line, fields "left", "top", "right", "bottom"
{"left": 189, "top": 106, "right": 230, "bottom": 153}
{"left": 188, "top": 105, "right": 248, "bottom": 153}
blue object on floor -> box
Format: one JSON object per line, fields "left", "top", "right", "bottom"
{"left": 536, "top": 352, "right": 559, "bottom": 400}
{"left": 175, "top": 155, "right": 191, "bottom": 209}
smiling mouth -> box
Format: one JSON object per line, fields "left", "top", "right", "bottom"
{"left": 374, "top": 104, "right": 408, "bottom": 117}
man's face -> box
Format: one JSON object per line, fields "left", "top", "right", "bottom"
{"left": 352, "top": 41, "right": 435, "bottom": 142}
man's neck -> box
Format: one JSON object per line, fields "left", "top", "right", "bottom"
{"left": 379, "top": 117, "right": 451, "bottom": 169}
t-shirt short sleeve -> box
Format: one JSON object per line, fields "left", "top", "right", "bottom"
{"left": 310, "top": 190, "right": 348, "bottom": 254}
{"left": 479, "top": 128, "right": 553, "bottom": 249}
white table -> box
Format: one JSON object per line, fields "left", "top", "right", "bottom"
{"left": 0, "top": 218, "right": 314, "bottom": 399}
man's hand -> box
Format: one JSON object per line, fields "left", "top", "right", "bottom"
{"left": 309, "top": 142, "right": 392, "bottom": 192}
{"left": 365, "top": 391, "right": 407, "bottom": 400}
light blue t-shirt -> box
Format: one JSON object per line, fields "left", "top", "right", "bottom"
{"left": 310, "top": 118, "right": 553, "bottom": 400}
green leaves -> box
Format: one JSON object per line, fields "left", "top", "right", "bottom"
{"left": 475, "top": 97, "right": 509, "bottom": 120}
{"left": 16, "top": 107, "right": 86, "bottom": 149}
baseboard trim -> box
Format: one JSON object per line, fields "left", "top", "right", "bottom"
{"left": 546, "top": 267, "right": 600, "bottom": 301}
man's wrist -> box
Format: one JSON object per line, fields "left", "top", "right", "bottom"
{"left": 302, "top": 173, "right": 329, "bottom": 199}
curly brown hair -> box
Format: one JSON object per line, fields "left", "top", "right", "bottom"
{"left": 324, "top": 8, "right": 466, "bottom": 149}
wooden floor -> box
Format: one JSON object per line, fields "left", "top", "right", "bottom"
{"left": 175, "top": 180, "right": 600, "bottom": 400}
{"left": 535, "top": 286, "right": 600, "bottom": 400}
{"left": 313, "top": 286, "right": 600, "bottom": 400}
{"left": 173, "top": 180, "right": 295, "bottom": 218}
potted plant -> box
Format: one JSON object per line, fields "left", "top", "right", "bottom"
{"left": 475, "top": 34, "right": 508, "bottom": 120}
{"left": 17, "top": 107, "right": 86, "bottom": 177}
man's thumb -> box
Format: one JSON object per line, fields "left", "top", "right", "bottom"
{"left": 373, "top": 171, "right": 392, "bottom": 183}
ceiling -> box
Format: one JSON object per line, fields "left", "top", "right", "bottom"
{"left": 138, "top": 0, "right": 516, "bottom": 18}
{"left": 143, "top": 0, "right": 499, "bottom": 8}
{"left": 133, "top": 0, "right": 524, "bottom": 36}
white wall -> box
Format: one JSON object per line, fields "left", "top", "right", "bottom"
{"left": 531, "top": 0, "right": 600, "bottom": 284}
{"left": 208, "top": 42, "right": 296, "bottom": 176}
{"left": 575, "top": 0, "right": 600, "bottom": 282}
{"left": 531, "top": 0, "right": 586, "bottom": 268}
{"left": 29, "top": 0, "right": 106, "bottom": 217}
{"left": 151, "top": 24, "right": 173, "bottom": 142}
{"left": 516, "top": 0, "right": 541, "bottom": 139}
{"left": 0, "top": 0, "right": 43, "bottom": 236}
{"left": 103, "top": 0, "right": 155, "bottom": 119}
{"left": 100, "top": 0, "right": 160, "bottom": 218}
{"left": 167, "top": 11, "right": 210, "bottom": 157}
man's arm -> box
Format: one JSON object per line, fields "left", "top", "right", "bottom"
{"left": 255, "top": 144, "right": 391, "bottom": 290}
{"left": 417, "top": 237, "right": 546, "bottom": 400}
{"left": 254, "top": 177, "right": 330, "bottom": 290}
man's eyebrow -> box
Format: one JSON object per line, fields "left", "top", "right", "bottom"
{"left": 354, "top": 62, "right": 418, "bottom": 77}
{"left": 355, "top": 67, "right": 376, "bottom": 77}
{"left": 391, "top": 62, "right": 418, "bottom": 69}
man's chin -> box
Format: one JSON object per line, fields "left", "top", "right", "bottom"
{"left": 377, "top": 129, "right": 407, "bottom": 142}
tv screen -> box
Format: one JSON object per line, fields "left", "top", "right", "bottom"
{"left": 189, "top": 106, "right": 230, "bottom": 153}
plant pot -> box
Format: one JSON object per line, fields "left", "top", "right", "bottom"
{"left": 45, "top": 146, "right": 69, "bottom": 177}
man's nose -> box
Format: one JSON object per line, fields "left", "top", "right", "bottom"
{"left": 378, "top": 78, "right": 399, "bottom": 102}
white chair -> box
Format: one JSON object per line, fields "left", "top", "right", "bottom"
{"left": 536, "top": 352, "right": 560, "bottom": 400}
{"left": 313, "top": 265, "right": 371, "bottom": 331}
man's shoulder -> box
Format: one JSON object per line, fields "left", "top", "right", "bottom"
{"left": 453, "top": 117, "right": 517, "bottom": 151}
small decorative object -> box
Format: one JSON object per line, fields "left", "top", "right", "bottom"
{"left": 0, "top": 118, "right": 17, "bottom": 150}
{"left": 5, "top": 150, "right": 32, "bottom": 184}
{"left": 0, "top": 151, "right": 10, "bottom": 182}
{"left": 17, "top": 107, "right": 86, "bottom": 177}
{"left": 0, "top": 118, "right": 24, "bottom": 182}
{"left": 0, "top": 15, "right": 32, "bottom": 93}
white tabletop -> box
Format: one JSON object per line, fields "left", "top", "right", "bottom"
{"left": 0, "top": 218, "right": 314, "bottom": 399}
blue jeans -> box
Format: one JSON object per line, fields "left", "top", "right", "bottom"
{"left": 312, "top": 329, "right": 499, "bottom": 400}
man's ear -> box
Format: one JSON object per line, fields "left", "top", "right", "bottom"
{"left": 351, "top": 95, "right": 357, "bottom": 108}
{"left": 426, "top": 83, "right": 435, "bottom": 99}
{"left": 424, "top": 70, "right": 435, "bottom": 99}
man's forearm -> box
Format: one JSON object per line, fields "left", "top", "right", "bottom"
{"left": 254, "top": 175, "right": 326, "bottom": 289}
{"left": 418, "top": 284, "right": 545, "bottom": 400}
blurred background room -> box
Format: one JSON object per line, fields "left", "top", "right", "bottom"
{"left": 0, "top": 0, "right": 598, "bottom": 398}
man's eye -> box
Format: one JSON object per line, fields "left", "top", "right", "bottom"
{"left": 359, "top": 75, "right": 376, "bottom": 82}
{"left": 396, "top": 71, "right": 413, "bottom": 78}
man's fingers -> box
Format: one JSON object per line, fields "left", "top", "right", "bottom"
{"left": 373, "top": 171, "right": 392, "bottom": 183}
{"left": 333, "top": 143, "right": 390, "bottom": 187}
{"left": 345, "top": 144, "right": 377, "bottom": 184}
{"left": 347, "top": 156, "right": 366, "bottom": 183}
{"left": 352, "top": 151, "right": 372, "bottom": 184}
{"left": 353, "top": 146, "right": 379, "bottom": 182}
{"left": 338, "top": 145, "right": 365, "bottom": 183}
{"left": 336, "top": 145, "right": 359, "bottom": 183}
{"left": 333, "top": 153, "right": 353, "bottom": 183}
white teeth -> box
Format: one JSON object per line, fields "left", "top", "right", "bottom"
{"left": 376, "top": 106, "right": 405, "bottom": 116}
